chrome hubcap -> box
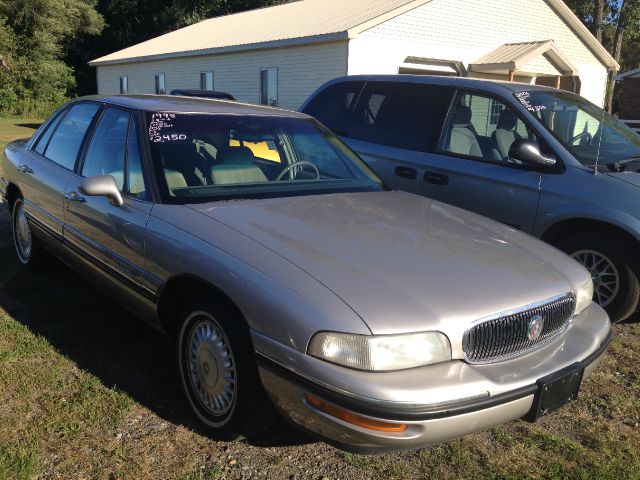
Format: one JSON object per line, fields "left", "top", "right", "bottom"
{"left": 14, "top": 204, "right": 32, "bottom": 262}
{"left": 571, "top": 250, "right": 619, "bottom": 307}
{"left": 187, "top": 316, "right": 236, "bottom": 416}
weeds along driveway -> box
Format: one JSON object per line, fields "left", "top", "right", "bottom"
{"left": 0, "top": 118, "right": 639, "bottom": 480}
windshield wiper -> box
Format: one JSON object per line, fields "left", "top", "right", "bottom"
{"left": 608, "top": 155, "right": 640, "bottom": 172}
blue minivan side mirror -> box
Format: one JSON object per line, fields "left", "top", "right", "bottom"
{"left": 509, "top": 139, "right": 557, "bottom": 167}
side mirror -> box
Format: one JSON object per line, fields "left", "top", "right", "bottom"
{"left": 508, "top": 139, "right": 557, "bottom": 167}
{"left": 79, "top": 175, "right": 124, "bottom": 207}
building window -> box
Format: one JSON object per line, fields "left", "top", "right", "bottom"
{"left": 260, "top": 68, "right": 278, "bottom": 107}
{"left": 119, "top": 76, "right": 128, "bottom": 94}
{"left": 155, "top": 74, "right": 166, "bottom": 94}
{"left": 489, "top": 99, "right": 503, "bottom": 125}
{"left": 200, "top": 71, "right": 214, "bottom": 91}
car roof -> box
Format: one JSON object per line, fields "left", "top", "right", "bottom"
{"left": 170, "top": 89, "right": 233, "bottom": 96}
{"left": 322, "top": 74, "right": 567, "bottom": 95}
{"left": 72, "top": 94, "right": 310, "bottom": 118}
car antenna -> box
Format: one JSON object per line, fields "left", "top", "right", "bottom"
{"left": 593, "top": 106, "right": 607, "bottom": 175}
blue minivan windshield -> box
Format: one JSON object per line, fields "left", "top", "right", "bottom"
{"left": 516, "top": 91, "right": 640, "bottom": 168}
{"left": 145, "top": 113, "right": 382, "bottom": 202}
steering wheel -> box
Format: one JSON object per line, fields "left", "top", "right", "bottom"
{"left": 569, "top": 131, "right": 592, "bottom": 145}
{"left": 275, "top": 161, "right": 320, "bottom": 181}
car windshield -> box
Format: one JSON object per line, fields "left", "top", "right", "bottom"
{"left": 514, "top": 90, "right": 640, "bottom": 167}
{"left": 145, "top": 112, "right": 383, "bottom": 202}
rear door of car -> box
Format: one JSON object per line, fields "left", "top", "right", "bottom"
{"left": 63, "top": 107, "right": 153, "bottom": 295}
{"left": 18, "top": 102, "right": 101, "bottom": 239}
{"left": 418, "top": 90, "right": 545, "bottom": 232}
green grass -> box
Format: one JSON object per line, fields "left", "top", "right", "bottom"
{"left": 0, "top": 117, "right": 41, "bottom": 149}
{"left": 0, "top": 116, "right": 639, "bottom": 478}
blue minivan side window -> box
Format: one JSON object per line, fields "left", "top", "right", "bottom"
{"left": 349, "top": 82, "right": 455, "bottom": 152}
{"left": 441, "top": 92, "right": 540, "bottom": 164}
{"left": 44, "top": 103, "right": 101, "bottom": 170}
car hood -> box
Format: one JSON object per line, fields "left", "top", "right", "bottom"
{"left": 603, "top": 170, "right": 640, "bottom": 188}
{"left": 189, "top": 191, "right": 586, "bottom": 336}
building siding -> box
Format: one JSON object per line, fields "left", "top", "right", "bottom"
{"left": 97, "top": 41, "right": 348, "bottom": 110}
{"left": 348, "top": 0, "right": 609, "bottom": 106}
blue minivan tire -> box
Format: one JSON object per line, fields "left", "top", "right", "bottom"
{"left": 556, "top": 231, "right": 639, "bottom": 323}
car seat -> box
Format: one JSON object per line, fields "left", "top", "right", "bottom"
{"left": 492, "top": 110, "right": 522, "bottom": 160}
{"left": 210, "top": 146, "right": 267, "bottom": 185}
{"left": 448, "top": 106, "right": 482, "bottom": 157}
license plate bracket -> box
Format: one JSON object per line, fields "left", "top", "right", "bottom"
{"left": 526, "top": 363, "right": 584, "bottom": 422}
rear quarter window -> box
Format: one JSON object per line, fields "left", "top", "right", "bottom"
{"left": 349, "top": 82, "right": 455, "bottom": 152}
{"left": 302, "top": 81, "right": 365, "bottom": 135}
{"left": 44, "top": 103, "right": 101, "bottom": 170}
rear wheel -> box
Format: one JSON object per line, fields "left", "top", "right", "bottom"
{"left": 176, "top": 298, "right": 276, "bottom": 439}
{"left": 555, "top": 231, "right": 639, "bottom": 323}
{"left": 12, "top": 198, "right": 44, "bottom": 268}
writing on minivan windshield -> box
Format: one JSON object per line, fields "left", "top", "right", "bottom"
{"left": 145, "top": 113, "right": 382, "bottom": 202}
{"left": 515, "top": 92, "right": 547, "bottom": 113}
{"left": 516, "top": 91, "right": 640, "bottom": 168}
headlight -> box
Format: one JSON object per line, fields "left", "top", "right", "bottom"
{"left": 307, "top": 331, "right": 452, "bottom": 371}
{"left": 575, "top": 279, "right": 594, "bottom": 315}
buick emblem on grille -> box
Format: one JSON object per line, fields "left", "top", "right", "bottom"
{"left": 527, "top": 315, "right": 544, "bottom": 341}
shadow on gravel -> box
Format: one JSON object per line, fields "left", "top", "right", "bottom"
{"left": 0, "top": 200, "right": 312, "bottom": 448}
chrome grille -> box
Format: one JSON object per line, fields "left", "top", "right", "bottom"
{"left": 462, "top": 294, "right": 576, "bottom": 364}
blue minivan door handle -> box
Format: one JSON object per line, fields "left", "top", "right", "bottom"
{"left": 424, "top": 171, "right": 449, "bottom": 186}
{"left": 395, "top": 166, "right": 417, "bottom": 179}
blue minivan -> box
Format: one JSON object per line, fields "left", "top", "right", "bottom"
{"left": 301, "top": 75, "right": 640, "bottom": 322}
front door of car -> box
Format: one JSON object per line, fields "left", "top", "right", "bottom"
{"left": 417, "top": 91, "right": 544, "bottom": 233}
{"left": 19, "top": 103, "right": 101, "bottom": 238}
{"left": 63, "top": 108, "right": 152, "bottom": 289}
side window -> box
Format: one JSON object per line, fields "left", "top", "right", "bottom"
{"left": 43, "top": 103, "right": 101, "bottom": 170}
{"left": 441, "top": 93, "right": 539, "bottom": 163}
{"left": 302, "top": 81, "right": 364, "bottom": 135}
{"left": 350, "top": 82, "right": 455, "bottom": 151}
{"left": 125, "top": 116, "right": 148, "bottom": 199}
{"left": 34, "top": 109, "right": 65, "bottom": 155}
{"left": 82, "top": 108, "right": 130, "bottom": 190}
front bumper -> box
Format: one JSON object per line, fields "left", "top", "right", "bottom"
{"left": 255, "top": 303, "right": 611, "bottom": 453}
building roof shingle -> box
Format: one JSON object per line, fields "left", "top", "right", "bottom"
{"left": 89, "top": 0, "right": 424, "bottom": 65}
{"left": 89, "top": 0, "right": 618, "bottom": 71}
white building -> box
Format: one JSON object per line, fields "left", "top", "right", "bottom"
{"left": 90, "top": 0, "right": 619, "bottom": 110}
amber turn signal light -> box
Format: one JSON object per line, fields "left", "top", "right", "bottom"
{"left": 304, "top": 394, "right": 408, "bottom": 433}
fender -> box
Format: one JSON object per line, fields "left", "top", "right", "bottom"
{"left": 534, "top": 202, "right": 640, "bottom": 243}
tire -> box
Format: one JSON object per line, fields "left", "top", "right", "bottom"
{"left": 11, "top": 198, "right": 45, "bottom": 268}
{"left": 555, "top": 230, "right": 640, "bottom": 323}
{"left": 176, "top": 297, "right": 277, "bottom": 439}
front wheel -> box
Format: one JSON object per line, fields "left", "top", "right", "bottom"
{"left": 177, "top": 298, "right": 276, "bottom": 439}
{"left": 12, "top": 198, "right": 44, "bottom": 267}
{"left": 555, "top": 231, "right": 639, "bottom": 322}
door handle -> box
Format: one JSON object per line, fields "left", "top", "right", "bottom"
{"left": 424, "top": 171, "right": 449, "bottom": 186}
{"left": 64, "top": 191, "right": 86, "bottom": 203}
{"left": 18, "top": 164, "right": 34, "bottom": 174}
{"left": 394, "top": 166, "right": 417, "bottom": 179}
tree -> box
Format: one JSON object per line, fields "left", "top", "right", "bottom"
{"left": 66, "top": 0, "right": 287, "bottom": 96}
{"left": 566, "top": 0, "right": 640, "bottom": 112}
{"left": 0, "top": 0, "right": 104, "bottom": 115}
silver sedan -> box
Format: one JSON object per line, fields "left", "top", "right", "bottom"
{"left": 0, "top": 96, "right": 610, "bottom": 452}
